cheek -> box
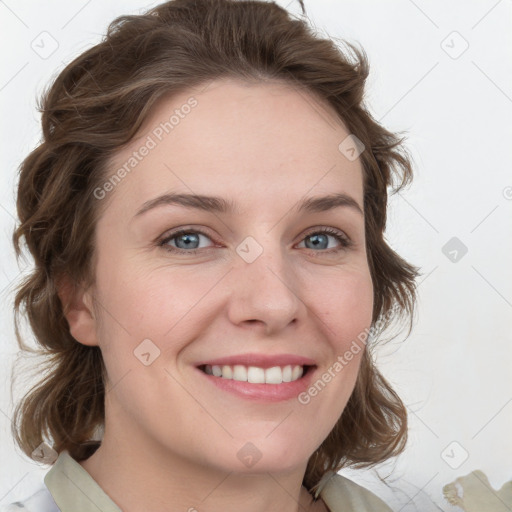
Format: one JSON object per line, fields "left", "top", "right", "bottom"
{"left": 312, "top": 269, "right": 373, "bottom": 392}
{"left": 313, "top": 268, "right": 374, "bottom": 346}
{"left": 95, "top": 256, "right": 200, "bottom": 329}
{"left": 292, "top": 270, "right": 373, "bottom": 446}
{"left": 92, "top": 260, "right": 220, "bottom": 369}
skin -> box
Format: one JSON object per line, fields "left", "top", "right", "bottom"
{"left": 60, "top": 77, "right": 374, "bottom": 512}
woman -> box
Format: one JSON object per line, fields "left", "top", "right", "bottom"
{"left": 7, "top": 0, "right": 418, "bottom": 510}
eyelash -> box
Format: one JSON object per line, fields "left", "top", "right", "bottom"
{"left": 157, "top": 227, "right": 353, "bottom": 256}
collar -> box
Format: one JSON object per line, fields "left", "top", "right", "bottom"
{"left": 44, "top": 450, "right": 121, "bottom": 512}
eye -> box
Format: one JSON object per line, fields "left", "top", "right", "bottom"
{"left": 157, "top": 226, "right": 352, "bottom": 255}
{"left": 158, "top": 228, "right": 216, "bottom": 254}
{"left": 296, "top": 228, "right": 352, "bottom": 254}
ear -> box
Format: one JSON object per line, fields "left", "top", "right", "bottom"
{"left": 56, "top": 273, "right": 99, "bottom": 347}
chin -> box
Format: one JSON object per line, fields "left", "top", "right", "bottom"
{"left": 207, "top": 435, "right": 314, "bottom": 475}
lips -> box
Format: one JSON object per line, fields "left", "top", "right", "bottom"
{"left": 195, "top": 353, "right": 317, "bottom": 369}
{"left": 194, "top": 353, "right": 317, "bottom": 402}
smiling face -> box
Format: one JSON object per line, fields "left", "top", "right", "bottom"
{"left": 68, "top": 77, "right": 373, "bottom": 476}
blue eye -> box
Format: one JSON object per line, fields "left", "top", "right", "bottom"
{"left": 297, "top": 228, "right": 352, "bottom": 253}
{"left": 159, "top": 229, "right": 214, "bottom": 254}
{"left": 157, "top": 227, "right": 352, "bottom": 255}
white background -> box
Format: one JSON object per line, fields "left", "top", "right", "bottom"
{"left": 1, "top": 1, "right": 511, "bottom": 511}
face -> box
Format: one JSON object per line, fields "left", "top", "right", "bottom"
{"left": 70, "top": 78, "right": 373, "bottom": 475}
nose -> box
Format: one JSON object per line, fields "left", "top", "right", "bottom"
{"left": 226, "top": 241, "right": 303, "bottom": 336}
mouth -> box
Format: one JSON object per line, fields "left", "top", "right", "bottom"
{"left": 197, "top": 364, "right": 314, "bottom": 384}
{"left": 195, "top": 363, "right": 317, "bottom": 402}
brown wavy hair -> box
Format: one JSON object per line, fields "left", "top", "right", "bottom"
{"left": 10, "top": 0, "right": 419, "bottom": 494}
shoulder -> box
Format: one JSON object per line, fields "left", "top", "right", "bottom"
{"left": 0, "top": 486, "right": 60, "bottom": 512}
{"left": 319, "top": 472, "right": 393, "bottom": 512}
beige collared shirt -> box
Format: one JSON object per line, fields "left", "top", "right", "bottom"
{"left": 2, "top": 451, "right": 393, "bottom": 512}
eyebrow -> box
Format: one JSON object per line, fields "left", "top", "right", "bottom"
{"left": 133, "top": 192, "right": 363, "bottom": 219}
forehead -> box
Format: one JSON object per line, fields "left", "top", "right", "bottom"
{"left": 103, "top": 78, "right": 364, "bottom": 216}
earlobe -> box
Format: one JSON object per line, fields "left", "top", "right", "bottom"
{"left": 56, "top": 274, "right": 99, "bottom": 347}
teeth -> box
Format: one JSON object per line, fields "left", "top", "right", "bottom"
{"left": 265, "top": 366, "right": 283, "bottom": 384}
{"left": 282, "top": 365, "right": 293, "bottom": 382}
{"left": 292, "top": 365, "right": 303, "bottom": 381}
{"left": 247, "top": 366, "right": 265, "bottom": 384}
{"left": 233, "top": 365, "right": 247, "bottom": 382}
{"left": 202, "top": 364, "right": 305, "bottom": 383}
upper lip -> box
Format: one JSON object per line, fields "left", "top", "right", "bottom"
{"left": 195, "top": 353, "right": 317, "bottom": 369}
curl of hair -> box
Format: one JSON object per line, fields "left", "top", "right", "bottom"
{"left": 11, "top": 0, "right": 419, "bottom": 491}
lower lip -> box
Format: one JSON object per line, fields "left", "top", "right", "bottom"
{"left": 196, "top": 366, "right": 316, "bottom": 402}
